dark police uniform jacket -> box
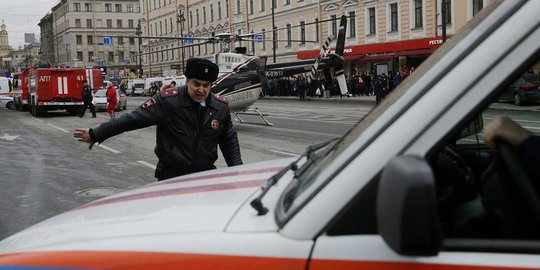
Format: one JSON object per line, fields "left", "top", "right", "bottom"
{"left": 90, "top": 85, "right": 243, "bottom": 180}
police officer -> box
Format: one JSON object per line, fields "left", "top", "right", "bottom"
{"left": 79, "top": 79, "right": 96, "bottom": 118}
{"left": 73, "top": 58, "right": 243, "bottom": 180}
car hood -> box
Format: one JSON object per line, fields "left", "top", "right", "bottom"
{"left": 0, "top": 159, "right": 291, "bottom": 252}
{"left": 93, "top": 96, "right": 107, "bottom": 102}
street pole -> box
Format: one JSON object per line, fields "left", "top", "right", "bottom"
{"left": 136, "top": 22, "right": 143, "bottom": 78}
{"left": 271, "top": 0, "right": 276, "bottom": 63}
{"left": 178, "top": 10, "right": 186, "bottom": 74}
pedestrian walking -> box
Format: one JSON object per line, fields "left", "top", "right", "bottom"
{"left": 78, "top": 79, "right": 96, "bottom": 118}
{"left": 106, "top": 83, "right": 117, "bottom": 118}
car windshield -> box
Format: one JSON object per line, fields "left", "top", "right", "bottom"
{"left": 94, "top": 89, "right": 107, "bottom": 97}
{"left": 276, "top": 1, "right": 501, "bottom": 223}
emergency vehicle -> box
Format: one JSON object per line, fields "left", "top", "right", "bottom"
{"left": 0, "top": 1, "right": 540, "bottom": 268}
{"left": 27, "top": 68, "right": 102, "bottom": 116}
{"left": 12, "top": 70, "right": 29, "bottom": 111}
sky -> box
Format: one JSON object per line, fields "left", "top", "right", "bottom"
{"left": 0, "top": 0, "right": 60, "bottom": 49}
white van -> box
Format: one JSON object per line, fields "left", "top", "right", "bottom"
{"left": 127, "top": 78, "right": 146, "bottom": 96}
{"left": 143, "top": 77, "right": 164, "bottom": 95}
{"left": 0, "top": 77, "right": 11, "bottom": 96}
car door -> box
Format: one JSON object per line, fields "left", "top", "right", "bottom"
{"left": 306, "top": 0, "right": 540, "bottom": 268}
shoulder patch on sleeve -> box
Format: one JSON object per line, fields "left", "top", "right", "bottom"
{"left": 160, "top": 89, "right": 178, "bottom": 98}
{"left": 213, "top": 94, "right": 230, "bottom": 104}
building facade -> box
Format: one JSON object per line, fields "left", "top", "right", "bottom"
{"left": 39, "top": 13, "right": 55, "bottom": 66}
{"left": 140, "top": 0, "right": 492, "bottom": 77}
{"left": 48, "top": 0, "right": 141, "bottom": 78}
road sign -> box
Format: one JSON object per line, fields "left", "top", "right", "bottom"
{"left": 124, "top": 57, "right": 131, "bottom": 64}
{"left": 183, "top": 34, "right": 193, "bottom": 44}
{"left": 97, "top": 59, "right": 105, "bottom": 66}
{"left": 255, "top": 34, "right": 263, "bottom": 43}
{"left": 103, "top": 36, "right": 112, "bottom": 46}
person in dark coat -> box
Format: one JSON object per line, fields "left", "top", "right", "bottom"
{"left": 78, "top": 79, "right": 96, "bottom": 118}
{"left": 373, "top": 75, "right": 386, "bottom": 105}
{"left": 74, "top": 58, "right": 243, "bottom": 181}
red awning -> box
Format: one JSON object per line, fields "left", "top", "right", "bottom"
{"left": 393, "top": 48, "right": 436, "bottom": 58}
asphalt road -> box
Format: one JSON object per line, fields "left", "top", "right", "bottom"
{"left": 0, "top": 96, "right": 370, "bottom": 239}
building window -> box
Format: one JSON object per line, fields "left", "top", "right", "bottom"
{"left": 390, "top": 3, "right": 398, "bottom": 32}
{"left": 249, "top": 0, "right": 254, "bottom": 14}
{"left": 414, "top": 0, "right": 423, "bottom": 28}
{"left": 118, "top": 51, "right": 124, "bottom": 62}
{"left": 87, "top": 19, "right": 92, "bottom": 28}
{"left": 77, "top": 51, "right": 83, "bottom": 61}
{"left": 331, "top": 15, "right": 337, "bottom": 38}
{"left": 285, "top": 0, "right": 290, "bottom": 5}
{"left": 226, "top": 0, "right": 229, "bottom": 17}
{"left": 75, "top": 19, "right": 81, "bottom": 27}
{"left": 160, "top": 21, "right": 163, "bottom": 35}
{"left": 210, "top": 4, "right": 214, "bottom": 21}
{"left": 368, "top": 7, "right": 376, "bottom": 34}
{"left": 300, "top": 21, "right": 306, "bottom": 44}
{"left": 129, "top": 37, "right": 135, "bottom": 45}
{"left": 118, "top": 37, "right": 124, "bottom": 45}
{"left": 260, "top": 0, "right": 265, "bottom": 11}
{"left": 73, "top": 3, "right": 81, "bottom": 11}
{"left": 218, "top": 2, "right": 222, "bottom": 19}
{"left": 108, "top": 52, "right": 114, "bottom": 62}
{"left": 85, "top": 3, "right": 92, "bottom": 11}
{"left": 196, "top": 9, "right": 200, "bottom": 25}
{"left": 236, "top": 0, "right": 240, "bottom": 14}
{"left": 128, "top": 19, "right": 134, "bottom": 28}
{"left": 88, "top": 51, "right": 94, "bottom": 62}
{"left": 190, "top": 11, "right": 193, "bottom": 27}
{"left": 117, "top": 19, "right": 123, "bottom": 28}
{"left": 107, "top": 19, "right": 112, "bottom": 28}
{"left": 348, "top": 11, "right": 356, "bottom": 37}
{"left": 203, "top": 7, "right": 207, "bottom": 24}
{"left": 165, "top": 20, "right": 168, "bottom": 33}
{"left": 473, "top": 0, "right": 483, "bottom": 16}
{"left": 443, "top": 0, "right": 452, "bottom": 24}
{"left": 315, "top": 18, "right": 319, "bottom": 41}
{"left": 87, "top": 35, "right": 93, "bottom": 45}
{"left": 127, "top": 4, "right": 133, "bottom": 12}
{"left": 286, "top": 23, "right": 291, "bottom": 47}
{"left": 115, "top": 4, "right": 122, "bottom": 12}
{"left": 76, "top": 35, "right": 82, "bottom": 45}
{"left": 170, "top": 18, "right": 173, "bottom": 33}
{"left": 105, "top": 4, "right": 112, "bottom": 12}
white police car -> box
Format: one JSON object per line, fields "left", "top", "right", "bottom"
{"left": 1, "top": 0, "right": 539, "bottom": 268}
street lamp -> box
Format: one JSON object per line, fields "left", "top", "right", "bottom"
{"left": 136, "top": 22, "right": 143, "bottom": 78}
{"left": 177, "top": 10, "right": 186, "bottom": 74}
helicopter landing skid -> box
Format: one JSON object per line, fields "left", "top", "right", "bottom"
{"left": 233, "top": 108, "right": 274, "bottom": 126}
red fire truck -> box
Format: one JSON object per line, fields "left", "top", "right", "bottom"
{"left": 28, "top": 68, "right": 102, "bottom": 116}
{"left": 13, "top": 69, "right": 29, "bottom": 111}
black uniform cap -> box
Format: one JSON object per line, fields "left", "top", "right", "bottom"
{"left": 185, "top": 58, "right": 219, "bottom": 82}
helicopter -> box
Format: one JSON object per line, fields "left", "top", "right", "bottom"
{"left": 137, "top": 15, "right": 350, "bottom": 126}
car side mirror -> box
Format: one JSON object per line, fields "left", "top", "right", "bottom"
{"left": 377, "top": 155, "right": 441, "bottom": 256}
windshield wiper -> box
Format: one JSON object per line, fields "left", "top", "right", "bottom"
{"left": 250, "top": 137, "right": 340, "bottom": 215}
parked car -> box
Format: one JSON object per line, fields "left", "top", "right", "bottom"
{"left": 92, "top": 88, "right": 127, "bottom": 111}
{"left": 0, "top": 96, "right": 13, "bottom": 109}
{"left": 497, "top": 77, "right": 540, "bottom": 105}
{"left": 1, "top": 1, "right": 540, "bottom": 268}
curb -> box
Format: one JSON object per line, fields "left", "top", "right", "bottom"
{"left": 262, "top": 96, "right": 376, "bottom": 105}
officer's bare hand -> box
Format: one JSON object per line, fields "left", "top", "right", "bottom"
{"left": 483, "top": 116, "right": 532, "bottom": 149}
{"left": 73, "top": 128, "right": 96, "bottom": 150}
